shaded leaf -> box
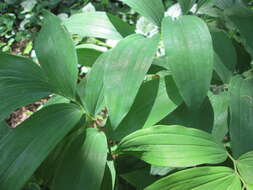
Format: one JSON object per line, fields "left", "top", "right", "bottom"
{"left": 104, "top": 34, "right": 160, "bottom": 128}
{"left": 116, "top": 125, "right": 227, "bottom": 167}
{"left": 162, "top": 16, "right": 213, "bottom": 108}
{"left": 51, "top": 128, "right": 108, "bottom": 190}
{"left": 229, "top": 76, "right": 253, "bottom": 158}
{"left": 145, "top": 166, "right": 241, "bottom": 190}
{"left": 76, "top": 46, "right": 102, "bottom": 67}
{"left": 101, "top": 161, "right": 116, "bottom": 190}
{"left": 178, "top": 0, "right": 196, "bottom": 14}
{"left": 0, "top": 104, "right": 83, "bottom": 190}
{"left": 35, "top": 11, "right": 78, "bottom": 99}
{"left": 0, "top": 52, "right": 50, "bottom": 121}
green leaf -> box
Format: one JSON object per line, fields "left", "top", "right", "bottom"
{"left": 51, "top": 128, "right": 108, "bottom": 190}
{"left": 0, "top": 121, "right": 11, "bottom": 140}
{"left": 0, "top": 52, "right": 50, "bottom": 121}
{"left": 145, "top": 166, "right": 241, "bottom": 190}
{"left": 237, "top": 151, "right": 253, "bottom": 188}
{"left": 76, "top": 46, "right": 102, "bottom": 67}
{"left": 121, "top": 168, "right": 160, "bottom": 189}
{"left": 35, "top": 12, "right": 78, "bottom": 99}
{"left": 101, "top": 161, "right": 116, "bottom": 190}
{"left": 120, "top": 0, "right": 164, "bottom": 26}
{"left": 229, "top": 76, "right": 253, "bottom": 158}
{"left": 159, "top": 97, "right": 214, "bottom": 132}
{"left": 0, "top": 103, "right": 83, "bottom": 190}
{"left": 79, "top": 52, "right": 109, "bottom": 116}
{"left": 64, "top": 12, "right": 135, "bottom": 40}
{"left": 209, "top": 91, "right": 229, "bottom": 141}
{"left": 178, "top": 0, "right": 197, "bottom": 14}
{"left": 162, "top": 16, "right": 213, "bottom": 108}
{"left": 104, "top": 34, "right": 160, "bottom": 128}
{"left": 211, "top": 30, "right": 237, "bottom": 83}
{"left": 109, "top": 77, "right": 178, "bottom": 141}
{"left": 42, "top": 95, "right": 69, "bottom": 108}
{"left": 116, "top": 125, "right": 227, "bottom": 167}
{"left": 150, "top": 166, "right": 175, "bottom": 176}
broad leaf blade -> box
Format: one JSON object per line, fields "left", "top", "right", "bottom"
{"left": 64, "top": 12, "right": 134, "bottom": 40}
{"left": 79, "top": 52, "right": 109, "bottom": 116}
{"left": 0, "top": 103, "right": 83, "bottom": 190}
{"left": 120, "top": 0, "right": 164, "bottom": 26}
{"left": 0, "top": 53, "right": 50, "bottom": 121}
{"left": 117, "top": 125, "right": 227, "bottom": 167}
{"left": 35, "top": 12, "right": 78, "bottom": 99}
{"left": 145, "top": 167, "right": 241, "bottom": 190}
{"left": 52, "top": 128, "right": 108, "bottom": 190}
{"left": 237, "top": 151, "right": 253, "bottom": 188}
{"left": 109, "top": 77, "right": 178, "bottom": 141}
{"left": 162, "top": 16, "right": 213, "bottom": 108}
{"left": 229, "top": 76, "right": 253, "bottom": 158}
{"left": 104, "top": 34, "right": 160, "bottom": 128}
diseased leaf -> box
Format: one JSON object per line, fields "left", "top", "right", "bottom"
{"left": 116, "top": 125, "right": 227, "bottom": 167}
{"left": 0, "top": 104, "right": 83, "bottom": 190}
{"left": 104, "top": 34, "right": 160, "bottom": 128}
{"left": 162, "top": 16, "right": 213, "bottom": 108}
{"left": 237, "top": 151, "right": 253, "bottom": 188}
{"left": 64, "top": 12, "right": 134, "bottom": 40}
{"left": 51, "top": 128, "right": 108, "bottom": 190}
{"left": 145, "top": 167, "right": 241, "bottom": 190}
{"left": 209, "top": 91, "right": 229, "bottom": 141}
{"left": 0, "top": 52, "right": 50, "bottom": 121}
{"left": 229, "top": 76, "right": 253, "bottom": 158}
{"left": 35, "top": 11, "right": 78, "bottom": 99}
{"left": 79, "top": 52, "right": 110, "bottom": 116}
{"left": 159, "top": 97, "right": 214, "bottom": 133}
{"left": 120, "top": 0, "right": 164, "bottom": 26}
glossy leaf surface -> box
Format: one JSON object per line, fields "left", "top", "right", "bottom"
{"left": 162, "top": 16, "right": 213, "bottom": 108}
{"left": 0, "top": 104, "right": 83, "bottom": 190}
{"left": 117, "top": 125, "right": 227, "bottom": 167}
{"left": 145, "top": 167, "right": 241, "bottom": 190}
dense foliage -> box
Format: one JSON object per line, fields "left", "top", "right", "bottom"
{"left": 1, "top": 0, "right": 253, "bottom": 190}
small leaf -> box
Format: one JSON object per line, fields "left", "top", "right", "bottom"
{"left": 76, "top": 46, "right": 102, "bottom": 67}
{"left": 35, "top": 11, "right": 78, "bottom": 99}
{"left": 104, "top": 34, "right": 160, "bottom": 128}
{"left": 51, "top": 128, "right": 108, "bottom": 190}
{"left": 120, "top": 0, "right": 164, "bottom": 26}
{"left": 0, "top": 52, "right": 50, "bottom": 121}
{"left": 117, "top": 125, "right": 227, "bottom": 167}
{"left": 178, "top": 0, "right": 196, "bottom": 14}
{"left": 237, "top": 151, "right": 253, "bottom": 188}
{"left": 64, "top": 12, "right": 134, "bottom": 40}
{"left": 145, "top": 166, "right": 241, "bottom": 190}
{"left": 229, "top": 76, "right": 253, "bottom": 158}
{"left": 0, "top": 104, "right": 83, "bottom": 190}
{"left": 162, "top": 16, "right": 213, "bottom": 108}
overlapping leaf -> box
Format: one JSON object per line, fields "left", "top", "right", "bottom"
{"left": 104, "top": 34, "right": 160, "bottom": 128}
{"left": 64, "top": 12, "right": 135, "bottom": 40}
{"left": 120, "top": 0, "right": 164, "bottom": 26}
{"left": 51, "top": 128, "right": 108, "bottom": 190}
{"left": 116, "top": 125, "right": 227, "bottom": 167}
{"left": 145, "top": 167, "right": 241, "bottom": 190}
{"left": 35, "top": 12, "right": 78, "bottom": 99}
{"left": 0, "top": 104, "right": 83, "bottom": 190}
{"left": 162, "top": 16, "right": 213, "bottom": 108}
{"left": 178, "top": 0, "right": 196, "bottom": 14}
{"left": 0, "top": 53, "right": 50, "bottom": 121}
{"left": 229, "top": 76, "right": 253, "bottom": 158}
